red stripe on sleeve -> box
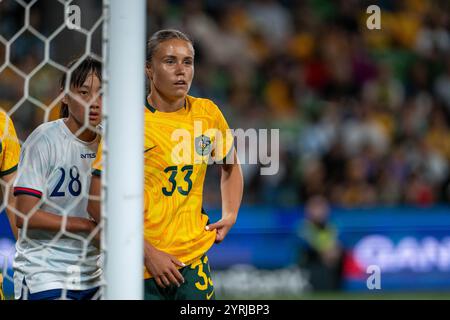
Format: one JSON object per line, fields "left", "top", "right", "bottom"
{"left": 13, "top": 187, "right": 43, "bottom": 197}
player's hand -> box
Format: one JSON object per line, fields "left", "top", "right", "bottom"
{"left": 205, "top": 215, "right": 236, "bottom": 244}
{"left": 143, "top": 242, "right": 185, "bottom": 288}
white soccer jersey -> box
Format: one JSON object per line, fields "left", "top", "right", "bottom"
{"left": 12, "top": 119, "right": 101, "bottom": 298}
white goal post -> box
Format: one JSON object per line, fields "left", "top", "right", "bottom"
{"left": 103, "top": 0, "right": 146, "bottom": 300}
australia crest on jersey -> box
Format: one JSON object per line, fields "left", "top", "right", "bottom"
{"left": 195, "top": 134, "right": 212, "bottom": 156}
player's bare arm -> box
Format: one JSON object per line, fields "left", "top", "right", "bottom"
{"left": 2, "top": 172, "right": 18, "bottom": 239}
{"left": 15, "top": 194, "right": 96, "bottom": 233}
{"left": 87, "top": 175, "right": 101, "bottom": 223}
{"left": 206, "top": 149, "right": 243, "bottom": 243}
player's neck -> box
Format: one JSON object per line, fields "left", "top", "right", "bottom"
{"left": 64, "top": 117, "right": 97, "bottom": 142}
{"left": 148, "top": 92, "right": 185, "bottom": 113}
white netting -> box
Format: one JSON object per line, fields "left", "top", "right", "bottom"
{"left": 0, "top": 0, "right": 105, "bottom": 300}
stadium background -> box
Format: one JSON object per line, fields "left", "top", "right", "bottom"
{"left": 1, "top": 0, "right": 450, "bottom": 299}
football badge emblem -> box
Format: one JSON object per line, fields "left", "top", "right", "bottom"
{"left": 195, "top": 135, "right": 212, "bottom": 156}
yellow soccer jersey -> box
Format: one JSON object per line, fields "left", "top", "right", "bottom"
{"left": 91, "top": 139, "right": 102, "bottom": 176}
{"left": 93, "top": 95, "right": 234, "bottom": 279}
{"left": 0, "top": 110, "right": 20, "bottom": 177}
{"left": 0, "top": 111, "right": 20, "bottom": 300}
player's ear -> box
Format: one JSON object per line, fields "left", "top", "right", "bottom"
{"left": 61, "top": 90, "right": 69, "bottom": 105}
{"left": 145, "top": 63, "right": 153, "bottom": 82}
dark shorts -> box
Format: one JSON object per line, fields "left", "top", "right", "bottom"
{"left": 18, "top": 280, "right": 100, "bottom": 300}
{"left": 144, "top": 255, "right": 216, "bottom": 300}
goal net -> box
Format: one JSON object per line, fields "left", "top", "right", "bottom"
{"left": 0, "top": 0, "right": 144, "bottom": 300}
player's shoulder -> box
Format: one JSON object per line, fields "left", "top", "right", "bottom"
{"left": 24, "top": 119, "right": 63, "bottom": 147}
{"left": 29, "top": 119, "right": 63, "bottom": 136}
{"left": 187, "top": 95, "right": 222, "bottom": 115}
{"left": 0, "top": 110, "right": 8, "bottom": 137}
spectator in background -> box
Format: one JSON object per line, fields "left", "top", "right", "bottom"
{"left": 297, "top": 195, "right": 343, "bottom": 291}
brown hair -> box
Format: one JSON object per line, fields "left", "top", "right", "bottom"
{"left": 146, "top": 29, "right": 194, "bottom": 65}
{"left": 59, "top": 56, "right": 102, "bottom": 118}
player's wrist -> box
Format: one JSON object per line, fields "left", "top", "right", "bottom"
{"left": 68, "top": 217, "right": 95, "bottom": 232}
{"left": 222, "top": 213, "right": 237, "bottom": 225}
{"left": 144, "top": 240, "right": 157, "bottom": 260}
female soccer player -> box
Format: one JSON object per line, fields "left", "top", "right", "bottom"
{"left": 12, "top": 57, "right": 103, "bottom": 300}
{"left": 0, "top": 110, "right": 21, "bottom": 300}
{"left": 88, "top": 29, "right": 243, "bottom": 300}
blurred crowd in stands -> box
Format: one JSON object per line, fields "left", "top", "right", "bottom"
{"left": 1, "top": 0, "right": 450, "bottom": 208}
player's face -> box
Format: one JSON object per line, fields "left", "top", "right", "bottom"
{"left": 148, "top": 39, "right": 194, "bottom": 100}
{"left": 63, "top": 72, "right": 102, "bottom": 128}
